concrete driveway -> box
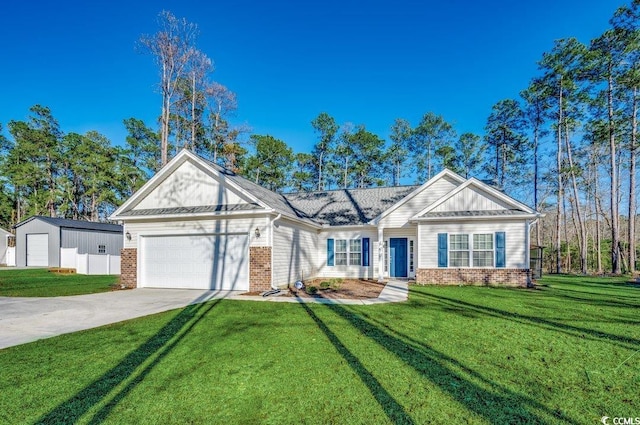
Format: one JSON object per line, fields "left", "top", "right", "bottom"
{"left": 0, "top": 289, "right": 243, "bottom": 350}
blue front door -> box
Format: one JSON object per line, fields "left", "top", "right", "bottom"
{"left": 389, "top": 238, "right": 408, "bottom": 278}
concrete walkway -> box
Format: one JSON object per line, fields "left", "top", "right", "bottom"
{"left": 0, "top": 281, "right": 408, "bottom": 350}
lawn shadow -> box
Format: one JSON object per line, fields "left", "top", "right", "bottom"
{"left": 410, "top": 289, "right": 640, "bottom": 351}
{"left": 321, "top": 302, "right": 581, "bottom": 425}
{"left": 296, "top": 299, "right": 416, "bottom": 425}
{"left": 35, "top": 293, "right": 223, "bottom": 425}
{"left": 546, "top": 286, "right": 640, "bottom": 309}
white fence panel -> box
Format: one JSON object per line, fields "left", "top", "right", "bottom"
{"left": 88, "top": 254, "right": 108, "bottom": 274}
{"left": 76, "top": 253, "right": 89, "bottom": 274}
{"left": 109, "top": 255, "right": 121, "bottom": 275}
{"left": 59, "top": 248, "right": 120, "bottom": 275}
{"left": 60, "top": 248, "right": 77, "bottom": 269}
{"left": 5, "top": 247, "right": 16, "bottom": 266}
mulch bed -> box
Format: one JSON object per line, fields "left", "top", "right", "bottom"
{"left": 243, "top": 278, "right": 386, "bottom": 299}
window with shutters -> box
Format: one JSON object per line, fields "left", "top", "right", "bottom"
{"left": 447, "top": 233, "right": 499, "bottom": 267}
{"left": 332, "top": 239, "right": 364, "bottom": 266}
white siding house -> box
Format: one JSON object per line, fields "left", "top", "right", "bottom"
{"left": 110, "top": 150, "right": 540, "bottom": 291}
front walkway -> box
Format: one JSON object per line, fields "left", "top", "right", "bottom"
{"left": 0, "top": 281, "right": 408, "bottom": 350}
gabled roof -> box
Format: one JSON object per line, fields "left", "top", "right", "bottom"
{"left": 369, "top": 168, "right": 466, "bottom": 225}
{"left": 110, "top": 149, "right": 537, "bottom": 228}
{"left": 412, "top": 178, "right": 537, "bottom": 221}
{"left": 111, "top": 150, "right": 271, "bottom": 220}
{"left": 285, "top": 186, "right": 419, "bottom": 226}
{"left": 14, "top": 216, "right": 122, "bottom": 232}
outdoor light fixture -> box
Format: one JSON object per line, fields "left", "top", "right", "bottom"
{"left": 125, "top": 232, "right": 131, "bottom": 241}
{"left": 255, "top": 227, "right": 261, "bottom": 238}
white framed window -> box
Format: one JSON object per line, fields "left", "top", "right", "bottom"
{"left": 98, "top": 244, "right": 106, "bottom": 254}
{"left": 449, "top": 234, "right": 470, "bottom": 267}
{"left": 473, "top": 234, "right": 494, "bottom": 267}
{"left": 335, "top": 240, "right": 348, "bottom": 265}
{"left": 409, "top": 240, "right": 414, "bottom": 273}
{"left": 349, "top": 239, "right": 361, "bottom": 265}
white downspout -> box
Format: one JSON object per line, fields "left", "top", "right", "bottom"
{"left": 269, "top": 213, "right": 282, "bottom": 289}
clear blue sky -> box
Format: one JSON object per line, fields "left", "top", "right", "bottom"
{"left": 0, "top": 0, "right": 622, "bottom": 154}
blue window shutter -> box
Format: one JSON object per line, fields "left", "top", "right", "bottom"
{"left": 495, "top": 232, "right": 506, "bottom": 268}
{"left": 437, "top": 233, "right": 448, "bottom": 268}
{"left": 362, "top": 238, "right": 370, "bottom": 267}
{"left": 327, "top": 239, "right": 334, "bottom": 266}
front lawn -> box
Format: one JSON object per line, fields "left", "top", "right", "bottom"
{"left": 0, "top": 268, "right": 117, "bottom": 297}
{"left": 0, "top": 275, "right": 638, "bottom": 424}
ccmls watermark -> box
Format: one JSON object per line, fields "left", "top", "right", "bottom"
{"left": 601, "top": 416, "right": 640, "bottom": 425}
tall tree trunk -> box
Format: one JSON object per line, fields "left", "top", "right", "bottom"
{"left": 191, "top": 72, "right": 196, "bottom": 150}
{"left": 596, "top": 195, "right": 604, "bottom": 274}
{"left": 161, "top": 59, "right": 170, "bottom": 166}
{"left": 629, "top": 87, "right": 638, "bottom": 274}
{"left": 534, "top": 123, "right": 541, "bottom": 247}
{"left": 609, "top": 70, "right": 621, "bottom": 274}
{"left": 318, "top": 151, "right": 324, "bottom": 191}
{"left": 564, "top": 127, "right": 587, "bottom": 273}
{"left": 563, "top": 195, "right": 571, "bottom": 271}
{"left": 343, "top": 157, "right": 348, "bottom": 189}
{"left": 556, "top": 80, "right": 563, "bottom": 274}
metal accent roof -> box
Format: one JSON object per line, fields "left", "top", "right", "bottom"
{"left": 118, "top": 203, "right": 262, "bottom": 217}
{"left": 14, "top": 216, "right": 122, "bottom": 232}
{"left": 421, "top": 209, "right": 528, "bottom": 218}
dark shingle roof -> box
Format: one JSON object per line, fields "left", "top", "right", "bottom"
{"left": 15, "top": 216, "right": 122, "bottom": 232}
{"left": 284, "top": 186, "right": 419, "bottom": 226}
{"left": 117, "top": 203, "right": 262, "bottom": 217}
{"left": 207, "top": 160, "right": 419, "bottom": 226}
{"left": 206, "top": 161, "right": 317, "bottom": 223}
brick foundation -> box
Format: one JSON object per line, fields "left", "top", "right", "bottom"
{"left": 120, "top": 248, "right": 138, "bottom": 288}
{"left": 416, "top": 268, "right": 531, "bottom": 287}
{"left": 250, "top": 246, "right": 272, "bottom": 292}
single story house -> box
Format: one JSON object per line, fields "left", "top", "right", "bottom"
{"left": 110, "top": 149, "right": 540, "bottom": 292}
{"left": 0, "top": 227, "right": 12, "bottom": 266}
{"left": 14, "top": 216, "right": 123, "bottom": 267}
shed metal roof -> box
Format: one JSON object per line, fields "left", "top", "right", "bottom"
{"left": 14, "top": 216, "right": 123, "bottom": 232}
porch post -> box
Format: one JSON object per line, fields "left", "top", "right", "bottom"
{"left": 377, "top": 226, "right": 384, "bottom": 282}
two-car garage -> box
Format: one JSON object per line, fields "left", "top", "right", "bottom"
{"left": 138, "top": 234, "right": 250, "bottom": 291}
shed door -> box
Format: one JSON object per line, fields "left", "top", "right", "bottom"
{"left": 26, "top": 234, "right": 49, "bottom": 267}
{"left": 140, "top": 234, "right": 249, "bottom": 290}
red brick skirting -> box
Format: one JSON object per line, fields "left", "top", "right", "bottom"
{"left": 250, "top": 246, "right": 272, "bottom": 292}
{"left": 416, "top": 268, "right": 530, "bottom": 287}
{"left": 120, "top": 248, "right": 138, "bottom": 288}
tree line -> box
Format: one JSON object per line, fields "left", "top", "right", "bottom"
{"left": 1, "top": 3, "right": 639, "bottom": 276}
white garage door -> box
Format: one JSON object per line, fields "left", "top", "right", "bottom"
{"left": 26, "top": 234, "right": 49, "bottom": 266}
{"left": 140, "top": 234, "right": 249, "bottom": 290}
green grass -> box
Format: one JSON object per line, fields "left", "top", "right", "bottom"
{"left": 0, "top": 268, "right": 117, "bottom": 296}
{"left": 0, "top": 275, "right": 638, "bottom": 424}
